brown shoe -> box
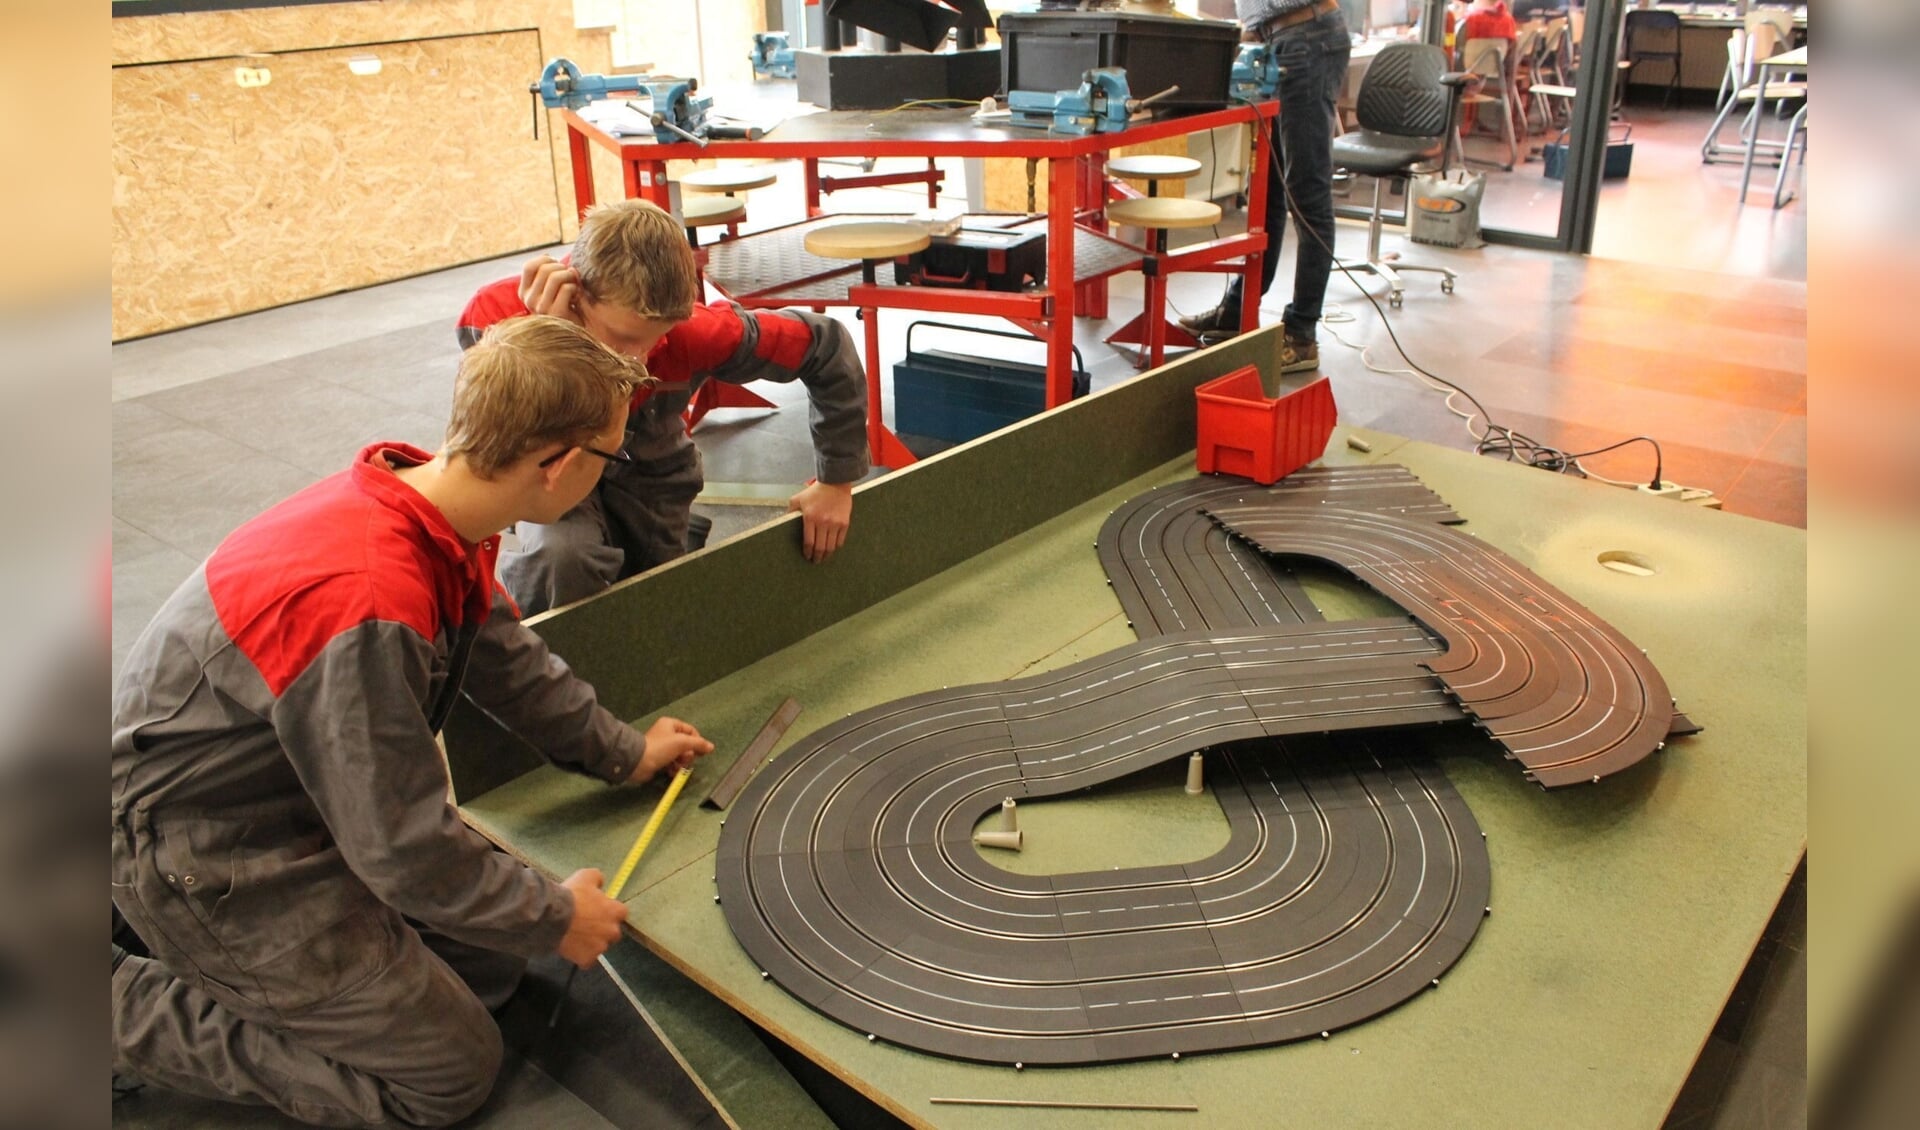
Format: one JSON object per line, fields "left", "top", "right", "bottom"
{"left": 1280, "top": 334, "right": 1319, "bottom": 374}
{"left": 1177, "top": 301, "right": 1241, "bottom": 343}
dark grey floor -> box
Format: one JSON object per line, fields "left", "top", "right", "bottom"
{"left": 111, "top": 110, "right": 1805, "bottom": 1127}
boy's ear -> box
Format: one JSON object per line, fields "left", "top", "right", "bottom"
{"left": 537, "top": 447, "right": 577, "bottom": 490}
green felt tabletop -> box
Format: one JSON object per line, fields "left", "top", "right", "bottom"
{"left": 461, "top": 425, "right": 1805, "bottom": 1128}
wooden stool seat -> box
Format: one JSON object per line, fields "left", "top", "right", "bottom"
{"left": 1105, "top": 197, "right": 1223, "bottom": 371}
{"left": 1105, "top": 197, "right": 1222, "bottom": 230}
{"left": 803, "top": 221, "right": 931, "bottom": 261}
{"left": 801, "top": 220, "right": 930, "bottom": 474}
{"left": 682, "top": 167, "right": 780, "bottom": 194}
{"left": 1105, "top": 154, "right": 1203, "bottom": 182}
{"left": 682, "top": 196, "right": 747, "bottom": 227}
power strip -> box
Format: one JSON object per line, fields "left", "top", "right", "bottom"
{"left": 1637, "top": 481, "right": 1721, "bottom": 508}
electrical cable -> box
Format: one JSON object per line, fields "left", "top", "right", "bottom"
{"left": 873, "top": 98, "right": 984, "bottom": 115}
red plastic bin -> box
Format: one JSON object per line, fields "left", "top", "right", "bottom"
{"left": 1194, "top": 366, "right": 1337, "bottom": 485}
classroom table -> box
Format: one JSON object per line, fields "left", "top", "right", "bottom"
{"left": 1740, "top": 45, "right": 1808, "bottom": 204}
{"left": 447, "top": 328, "right": 1806, "bottom": 1129}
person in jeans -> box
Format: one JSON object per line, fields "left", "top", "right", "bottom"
{"left": 1181, "top": 0, "right": 1351, "bottom": 374}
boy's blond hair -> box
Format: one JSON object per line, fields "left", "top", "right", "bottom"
{"left": 571, "top": 199, "right": 700, "bottom": 321}
{"left": 444, "top": 315, "right": 652, "bottom": 477}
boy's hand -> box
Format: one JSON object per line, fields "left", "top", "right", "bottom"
{"left": 518, "top": 256, "right": 585, "bottom": 325}
{"left": 629, "top": 716, "right": 714, "bottom": 784}
{"left": 556, "top": 868, "right": 627, "bottom": 968}
{"left": 788, "top": 481, "right": 853, "bottom": 563}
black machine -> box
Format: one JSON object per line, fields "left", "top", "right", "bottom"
{"left": 892, "top": 226, "right": 1047, "bottom": 292}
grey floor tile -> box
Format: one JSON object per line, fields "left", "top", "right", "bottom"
{"left": 113, "top": 450, "right": 319, "bottom": 562}
{"left": 1663, "top": 1034, "right": 1740, "bottom": 1130}
{"left": 330, "top": 351, "right": 459, "bottom": 427}
{"left": 275, "top": 320, "right": 465, "bottom": 383}
{"left": 113, "top": 516, "right": 175, "bottom": 564}
{"left": 113, "top": 541, "right": 200, "bottom": 665}
{"left": 1744, "top": 942, "right": 1808, "bottom": 1073}
{"left": 1705, "top": 1057, "right": 1807, "bottom": 1130}
{"left": 113, "top": 399, "right": 237, "bottom": 480}
{"left": 139, "top": 361, "right": 445, "bottom": 478}
{"left": 461, "top": 1053, "right": 621, "bottom": 1130}
{"left": 112, "top": 339, "right": 274, "bottom": 403}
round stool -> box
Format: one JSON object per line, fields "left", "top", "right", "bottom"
{"left": 1105, "top": 196, "right": 1220, "bottom": 233}
{"left": 802, "top": 221, "right": 932, "bottom": 472}
{"left": 681, "top": 195, "right": 746, "bottom": 246}
{"left": 803, "top": 221, "right": 930, "bottom": 282}
{"left": 681, "top": 167, "right": 780, "bottom": 195}
{"left": 1106, "top": 154, "right": 1203, "bottom": 198}
{"left": 1104, "top": 197, "right": 1222, "bottom": 369}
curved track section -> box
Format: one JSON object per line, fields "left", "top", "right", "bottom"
{"left": 1099, "top": 466, "right": 1461, "bottom": 637}
{"left": 719, "top": 466, "right": 1677, "bottom": 1062}
{"left": 717, "top": 626, "right": 1485, "bottom": 1063}
{"left": 1202, "top": 499, "right": 1674, "bottom": 788}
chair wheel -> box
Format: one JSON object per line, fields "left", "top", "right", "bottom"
{"left": 1389, "top": 291, "right": 1404, "bottom": 309}
{"left": 1441, "top": 277, "right": 1455, "bottom": 294}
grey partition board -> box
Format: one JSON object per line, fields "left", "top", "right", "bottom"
{"left": 458, "top": 425, "right": 1806, "bottom": 1128}
{"left": 445, "top": 330, "right": 1284, "bottom": 802}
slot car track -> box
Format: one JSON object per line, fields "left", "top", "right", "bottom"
{"left": 716, "top": 466, "right": 1684, "bottom": 1064}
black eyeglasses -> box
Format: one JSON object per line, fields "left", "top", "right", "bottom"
{"left": 539, "top": 442, "right": 633, "bottom": 468}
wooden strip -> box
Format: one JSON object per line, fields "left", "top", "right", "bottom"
{"left": 702, "top": 697, "right": 802, "bottom": 811}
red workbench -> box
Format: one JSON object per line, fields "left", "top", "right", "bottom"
{"left": 560, "top": 103, "right": 1277, "bottom": 467}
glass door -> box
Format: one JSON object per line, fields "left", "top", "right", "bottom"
{"left": 1332, "top": 0, "right": 1624, "bottom": 252}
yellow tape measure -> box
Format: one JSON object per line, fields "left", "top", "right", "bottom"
{"left": 607, "top": 765, "right": 693, "bottom": 900}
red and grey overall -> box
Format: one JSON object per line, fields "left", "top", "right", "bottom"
{"left": 112, "top": 444, "right": 644, "bottom": 1127}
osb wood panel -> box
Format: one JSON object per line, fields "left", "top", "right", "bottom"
{"left": 113, "top": 32, "right": 559, "bottom": 339}
{"left": 114, "top": 0, "right": 612, "bottom": 253}
{"left": 113, "top": 0, "right": 585, "bottom": 66}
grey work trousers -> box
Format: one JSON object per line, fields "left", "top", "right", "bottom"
{"left": 113, "top": 918, "right": 525, "bottom": 1128}
{"left": 498, "top": 448, "right": 701, "bottom": 618}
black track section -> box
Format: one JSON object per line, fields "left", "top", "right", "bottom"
{"left": 718, "top": 466, "right": 1677, "bottom": 1064}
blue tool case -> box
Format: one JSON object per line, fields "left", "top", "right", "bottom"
{"left": 893, "top": 323, "right": 1090, "bottom": 445}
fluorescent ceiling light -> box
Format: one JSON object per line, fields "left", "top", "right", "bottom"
{"left": 347, "top": 54, "right": 382, "bottom": 76}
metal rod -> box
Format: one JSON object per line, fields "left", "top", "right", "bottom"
{"left": 930, "top": 1098, "right": 1199, "bottom": 1112}
{"left": 650, "top": 112, "right": 710, "bottom": 148}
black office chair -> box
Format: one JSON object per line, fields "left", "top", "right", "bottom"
{"left": 1623, "top": 10, "right": 1683, "bottom": 110}
{"left": 1328, "top": 43, "right": 1472, "bottom": 309}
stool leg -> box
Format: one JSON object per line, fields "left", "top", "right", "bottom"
{"left": 862, "top": 299, "right": 885, "bottom": 463}
{"left": 1147, "top": 232, "right": 1168, "bottom": 369}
